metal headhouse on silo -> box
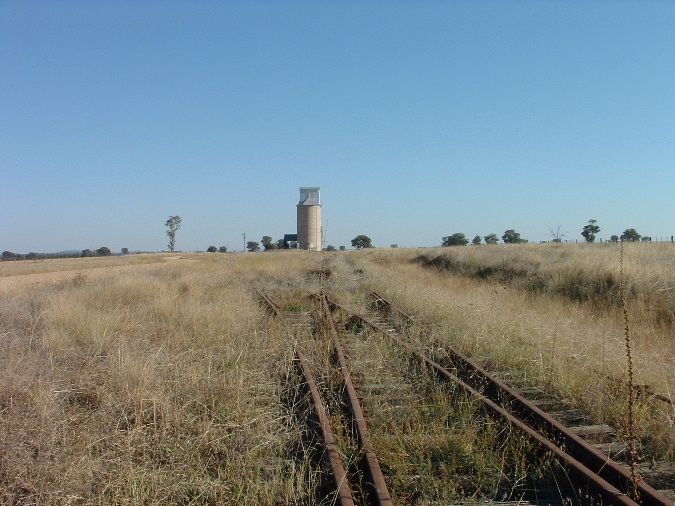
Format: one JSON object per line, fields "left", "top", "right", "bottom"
{"left": 297, "top": 187, "right": 322, "bottom": 251}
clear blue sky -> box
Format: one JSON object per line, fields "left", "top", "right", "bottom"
{"left": 2, "top": 1, "right": 674, "bottom": 252}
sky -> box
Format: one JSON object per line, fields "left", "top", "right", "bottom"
{"left": 1, "top": 1, "right": 674, "bottom": 252}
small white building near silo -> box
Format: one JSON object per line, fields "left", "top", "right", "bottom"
{"left": 297, "top": 187, "right": 322, "bottom": 251}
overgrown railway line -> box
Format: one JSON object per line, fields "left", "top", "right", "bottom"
{"left": 257, "top": 284, "right": 672, "bottom": 505}
{"left": 360, "top": 291, "right": 673, "bottom": 505}
{"left": 259, "top": 290, "right": 393, "bottom": 505}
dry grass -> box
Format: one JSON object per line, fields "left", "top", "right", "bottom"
{"left": 0, "top": 252, "right": 319, "bottom": 504}
{"left": 353, "top": 246, "right": 674, "bottom": 459}
{"left": 0, "top": 254, "right": 167, "bottom": 277}
{"left": 1, "top": 246, "right": 672, "bottom": 503}
{"left": 415, "top": 242, "right": 675, "bottom": 328}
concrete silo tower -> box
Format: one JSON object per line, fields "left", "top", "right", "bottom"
{"left": 297, "top": 187, "right": 322, "bottom": 251}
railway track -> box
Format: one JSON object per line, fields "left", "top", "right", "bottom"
{"left": 367, "top": 291, "right": 674, "bottom": 499}
{"left": 329, "top": 290, "right": 672, "bottom": 506}
{"left": 258, "top": 290, "right": 393, "bottom": 505}
{"left": 258, "top": 287, "right": 672, "bottom": 505}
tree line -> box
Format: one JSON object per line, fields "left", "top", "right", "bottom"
{"left": 441, "top": 221, "right": 648, "bottom": 247}
{"left": 1, "top": 246, "right": 127, "bottom": 261}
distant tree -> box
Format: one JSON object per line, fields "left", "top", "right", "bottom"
{"left": 502, "top": 229, "right": 526, "bottom": 244}
{"left": 219, "top": 246, "right": 228, "bottom": 253}
{"left": 81, "top": 249, "right": 94, "bottom": 257}
{"left": 549, "top": 225, "right": 565, "bottom": 243}
{"left": 325, "top": 245, "right": 336, "bottom": 251}
{"left": 581, "top": 219, "right": 600, "bottom": 243}
{"left": 276, "top": 239, "right": 285, "bottom": 250}
{"left": 247, "top": 241, "right": 260, "bottom": 252}
{"left": 620, "top": 228, "right": 641, "bottom": 242}
{"left": 207, "top": 246, "right": 217, "bottom": 252}
{"left": 610, "top": 235, "right": 619, "bottom": 243}
{"left": 339, "top": 246, "right": 346, "bottom": 251}
{"left": 390, "top": 244, "right": 399, "bottom": 248}
{"left": 121, "top": 247, "right": 129, "bottom": 255}
{"left": 484, "top": 234, "right": 498, "bottom": 245}
{"left": 2, "top": 251, "right": 17, "bottom": 260}
{"left": 472, "top": 235, "right": 481, "bottom": 245}
{"left": 261, "top": 236, "right": 276, "bottom": 251}
{"left": 640, "top": 236, "right": 651, "bottom": 242}
{"left": 351, "top": 235, "right": 373, "bottom": 249}
{"left": 165, "top": 215, "right": 182, "bottom": 252}
{"left": 442, "top": 233, "right": 469, "bottom": 246}
{"left": 96, "top": 246, "right": 112, "bottom": 256}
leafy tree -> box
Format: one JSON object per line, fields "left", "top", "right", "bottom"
{"left": 351, "top": 235, "right": 373, "bottom": 249}
{"left": 96, "top": 246, "right": 112, "bottom": 256}
{"left": 581, "top": 219, "right": 600, "bottom": 243}
{"left": 81, "top": 249, "right": 94, "bottom": 257}
{"left": 165, "top": 215, "right": 182, "bottom": 252}
{"left": 620, "top": 228, "right": 641, "bottom": 242}
{"left": 207, "top": 246, "right": 217, "bottom": 252}
{"left": 502, "top": 229, "right": 526, "bottom": 244}
{"left": 339, "top": 246, "right": 346, "bottom": 251}
{"left": 549, "top": 226, "right": 565, "bottom": 243}
{"left": 390, "top": 244, "right": 399, "bottom": 248}
{"left": 247, "top": 241, "right": 260, "bottom": 252}
{"left": 325, "top": 245, "right": 336, "bottom": 251}
{"left": 261, "top": 236, "right": 276, "bottom": 251}
{"left": 472, "top": 235, "right": 481, "bottom": 245}
{"left": 484, "top": 233, "right": 498, "bottom": 245}
{"left": 121, "top": 247, "right": 129, "bottom": 255}
{"left": 2, "top": 251, "right": 17, "bottom": 260}
{"left": 442, "top": 233, "right": 469, "bottom": 246}
{"left": 219, "top": 246, "right": 228, "bottom": 253}
{"left": 276, "top": 239, "right": 285, "bottom": 249}
{"left": 610, "top": 235, "right": 619, "bottom": 243}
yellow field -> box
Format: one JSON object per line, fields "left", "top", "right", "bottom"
{"left": 0, "top": 244, "right": 672, "bottom": 503}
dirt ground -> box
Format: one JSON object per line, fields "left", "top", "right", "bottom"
{"left": 0, "top": 256, "right": 194, "bottom": 292}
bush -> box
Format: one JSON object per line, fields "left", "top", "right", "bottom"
{"left": 219, "top": 246, "right": 227, "bottom": 253}
{"left": 207, "top": 246, "right": 217, "bottom": 253}
{"left": 442, "top": 233, "right": 468, "bottom": 247}
{"left": 351, "top": 235, "right": 373, "bottom": 249}
{"left": 621, "top": 228, "right": 641, "bottom": 242}
{"left": 502, "top": 229, "right": 527, "bottom": 244}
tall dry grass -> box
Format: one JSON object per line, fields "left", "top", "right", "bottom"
{"left": 352, "top": 246, "right": 674, "bottom": 460}
{"left": 414, "top": 242, "right": 674, "bottom": 328}
{"left": 0, "top": 252, "right": 319, "bottom": 504}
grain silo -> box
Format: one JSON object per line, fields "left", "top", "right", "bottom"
{"left": 297, "top": 187, "right": 322, "bottom": 251}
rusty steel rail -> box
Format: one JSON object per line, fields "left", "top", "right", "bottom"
{"left": 319, "top": 295, "right": 394, "bottom": 506}
{"left": 325, "top": 296, "right": 659, "bottom": 506}
{"left": 371, "top": 291, "right": 413, "bottom": 323}
{"left": 258, "top": 292, "right": 354, "bottom": 506}
{"left": 296, "top": 347, "right": 355, "bottom": 506}
{"left": 256, "top": 289, "right": 281, "bottom": 317}
{"left": 366, "top": 292, "right": 672, "bottom": 506}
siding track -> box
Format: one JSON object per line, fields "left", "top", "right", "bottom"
{"left": 356, "top": 291, "right": 673, "bottom": 506}
{"left": 258, "top": 290, "right": 393, "bottom": 505}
